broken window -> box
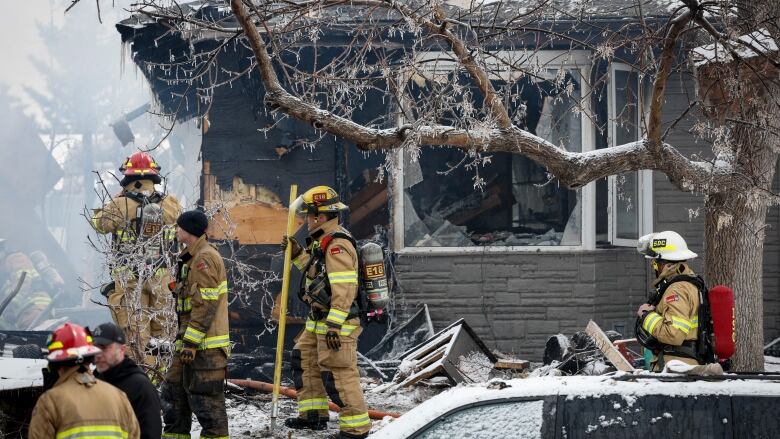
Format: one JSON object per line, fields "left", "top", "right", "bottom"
{"left": 402, "top": 70, "right": 583, "bottom": 247}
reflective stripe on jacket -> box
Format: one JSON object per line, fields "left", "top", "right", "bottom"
{"left": 29, "top": 366, "right": 140, "bottom": 439}
{"left": 646, "top": 262, "right": 701, "bottom": 368}
{"left": 292, "top": 218, "right": 360, "bottom": 335}
{"left": 176, "top": 235, "right": 230, "bottom": 356}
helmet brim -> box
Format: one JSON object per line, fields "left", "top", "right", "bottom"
{"left": 657, "top": 249, "right": 698, "bottom": 261}
{"left": 47, "top": 345, "right": 102, "bottom": 363}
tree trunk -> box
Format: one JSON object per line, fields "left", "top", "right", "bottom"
{"left": 697, "top": 54, "right": 780, "bottom": 372}
{"left": 704, "top": 193, "right": 769, "bottom": 371}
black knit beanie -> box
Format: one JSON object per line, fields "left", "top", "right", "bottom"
{"left": 177, "top": 210, "right": 208, "bottom": 237}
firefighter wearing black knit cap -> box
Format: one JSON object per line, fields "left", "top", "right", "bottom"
{"left": 162, "top": 210, "right": 230, "bottom": 439}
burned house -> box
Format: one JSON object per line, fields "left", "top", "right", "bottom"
{"left": 116, "top": 0, "right": 780, "bottom": 360}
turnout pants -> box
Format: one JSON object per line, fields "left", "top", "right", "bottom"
{"left": 109, "top": 267, "right": 173, "bottom": 366}
{"left": 162, "top": 349, "right": 229, "bottom": 439}
{"left": 291, "top": 322, "right": 371, "bottom": 436}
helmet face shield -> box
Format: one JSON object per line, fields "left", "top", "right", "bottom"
{"left": 637, "top": 233, "right": 658, "bottom": 259}
{"left": 290, "top": 195, "right": 313, "bottom": 217}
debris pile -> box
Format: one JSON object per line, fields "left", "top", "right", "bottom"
{"left": 534, "top": 320, "right": 641, "bottom": 377}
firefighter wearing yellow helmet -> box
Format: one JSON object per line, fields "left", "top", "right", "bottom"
{"left": 282, "top": 186, "right": 371, "bottom": 439}
{"left": 636, "top": 231, "right": 705, "bottom": 371}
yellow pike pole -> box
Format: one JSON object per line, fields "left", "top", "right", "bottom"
{"left": 270, "top": 184, "right": 297, "bottom": 431}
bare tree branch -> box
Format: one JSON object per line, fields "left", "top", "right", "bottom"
{"left": 647, "top": 9, "right": 693, "bottom": 150}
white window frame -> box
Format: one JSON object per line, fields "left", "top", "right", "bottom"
{"left": 607, "top": 63, "right": 653, "bottom": 247}
{"left": 392, "top": 50, "right": 596, "bottom": 254}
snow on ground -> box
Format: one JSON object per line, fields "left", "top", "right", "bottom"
{"left": 186, "top": 378, "right": 438, "bottom": 438}
{"left": 0, "top": 358, "right": 46, "bottom": 391}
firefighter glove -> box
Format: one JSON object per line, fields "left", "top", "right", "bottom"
{"left": 281, "top": 235, "right": 303, "bottom": 258}
{"left": 180, "top": 344, "right": 197, "bottom": 364}
{"left": 325, "top": 328, "right": 341, "bottom": 351}
{"left": 637, "top": 303, "right": 655, "bottom": 317}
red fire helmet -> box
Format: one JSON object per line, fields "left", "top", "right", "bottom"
{"left": 119, "top": 151, "right": 161, "bottom": 177}
{"left": 46, "top": 323, "right": 102, "bottom": 363}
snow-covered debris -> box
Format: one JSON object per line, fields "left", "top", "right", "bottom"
{"left": 386, "top": 319, "right": 497, "bottom": 390}
{"left": 0, "top": 358, "right": 46, "bottom": 391}
{"left": 457, "top": 351, "right": 493, "bottom": 383}
{"left": 581, "top": 359, "right": 611, "bottom": 376}
{"left": 397, "top": 358, "right": 419, "bottom": 379}
{"left": 693, "top": 29, "right": 779, "bottom": 67}
{"left": 766, "top": 356, "right": 780, "bottom": 373}
{"left": 529, "top": 361, "right": 564, "bottom": 377}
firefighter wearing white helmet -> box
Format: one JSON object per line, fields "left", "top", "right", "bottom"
{"left": 636, "top": 231, "right": 705, "bottom": 371}
{"left": 282, "top": 186, "right": 371, "bottom": 439}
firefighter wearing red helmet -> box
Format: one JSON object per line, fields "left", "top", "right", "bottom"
{"left": 91, "top": 151, "right": 182, "bottom": 368}
{"left": 29, "top": 323, "right": 140, "bottom": 439}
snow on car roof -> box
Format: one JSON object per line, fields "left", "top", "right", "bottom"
{"left": 0, "top": 358, "right": 46, "bottom": 391}
{"left": 370, "top": 373, "right": 780, "bottom": 438}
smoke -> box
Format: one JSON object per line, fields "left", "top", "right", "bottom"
{"left": 0, "top": 1, "right": 202, "bottom": 329}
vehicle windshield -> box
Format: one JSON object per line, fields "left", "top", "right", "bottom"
{"left": 416, "top": 399, "right": 545, "bottom": 439}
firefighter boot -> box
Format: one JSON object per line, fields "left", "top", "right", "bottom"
{"left": 284, "top": 413, "right": 328, "bottom": 430}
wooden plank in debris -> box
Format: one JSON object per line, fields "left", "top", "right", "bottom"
{"left": 400, "top": 348, "right": 447, "bottom": 388}
{"left": 585, "top": 320, "right": 635, "bottom": 372}
{"left": 494, "top": 359, "right": 530, "bottom": 371}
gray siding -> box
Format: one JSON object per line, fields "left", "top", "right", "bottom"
{"left": 764, "top": 169, "right": 780, "bottom": 342}
{"left": 394, "top": 251, "right": 647, "bottom": 360}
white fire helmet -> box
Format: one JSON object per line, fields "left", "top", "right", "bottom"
{"left": 637, "top": 231, "right": 698, "bottom": 261}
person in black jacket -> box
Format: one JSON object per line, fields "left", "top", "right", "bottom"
{"left": 93, "top": 322, "right": 163, "bottom": 439}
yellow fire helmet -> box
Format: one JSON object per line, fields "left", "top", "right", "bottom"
{"left": 291, "top": 185, "right": 349, "bottom": 216}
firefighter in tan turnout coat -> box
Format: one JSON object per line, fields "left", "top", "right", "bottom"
{"left": 91, "top": 151, "right": 181, "bottom": 365}
{"left": 282, "top": 186, "right": 371, "bottom": 439}
{"left": 162, "top": 210, "right": 230, "bottom": 439}
{"left": 29, "top": 323, "right": 140, "bottom": 439}
{"left": 636, "top": 231, "right": 703, "bottom": 371}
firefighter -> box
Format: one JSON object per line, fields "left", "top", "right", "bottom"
{"left": 162, "top": 210, "right": 229, "bottom": 439}
{"left": 635, "top": 230, "right": 703, "bottom": 371}
{"left": 0, "top": 252, "right": 52, "bottom": 329}
{"left": 29, "top": 322, "right": 140, "bottom": 439}
{"left": 282, "top": 186, "right": 371, "bottom": 439}
{"left": 91, "top": 151, "right": 182, "bottom": 366}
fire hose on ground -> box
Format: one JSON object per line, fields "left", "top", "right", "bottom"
{"left": 228, "top": 379, "right": 401, "bottom": 420}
